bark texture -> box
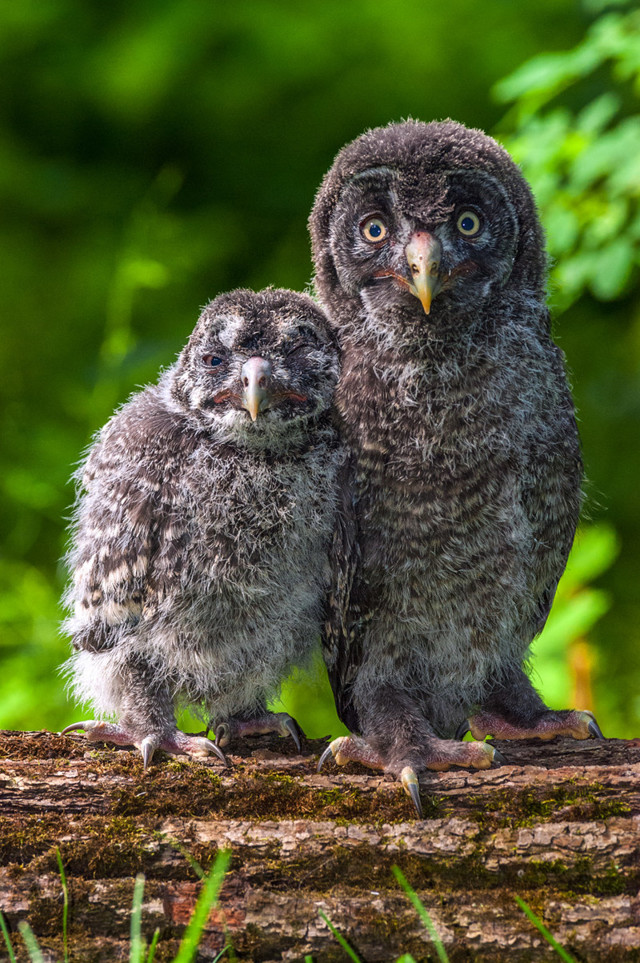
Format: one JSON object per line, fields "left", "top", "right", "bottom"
{"left": 0, "top": 729, "right": 639, "bottom": 962}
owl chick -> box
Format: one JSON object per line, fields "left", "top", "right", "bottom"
{"left": 61, "top": 288, "right": 343, "bottom": 767}
{"left": 309, "top": 119, "right": 603, "bottom": 815}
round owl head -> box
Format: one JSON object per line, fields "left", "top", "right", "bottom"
{"left": 309, "top": 119, "right": 547, "bottom": 345}
{"left": 168, "top": 288, "right": 340, "bottom": 445}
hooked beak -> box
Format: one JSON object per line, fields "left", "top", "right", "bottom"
{"left": 241, "top": 356, "right": 272, "bottom": 421}
{"left": 405, "top": 231, "right": 443, "bottom": 315}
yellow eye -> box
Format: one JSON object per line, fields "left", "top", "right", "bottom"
{"left": 456, "top": 210, "right": 482, "bottom": 237}
{"left": 361, "top": 217, "right": 388, "bottom": 243}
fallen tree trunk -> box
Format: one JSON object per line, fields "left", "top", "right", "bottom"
{"left": 0, "top": 729, "right": 638, "bottom": 961}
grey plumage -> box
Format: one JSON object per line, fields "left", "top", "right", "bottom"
{"left": 309, "top": 119, "right": 602, "bottom": 811}
{"left": 62, "top": 288, "right": 344, "bottom": 765}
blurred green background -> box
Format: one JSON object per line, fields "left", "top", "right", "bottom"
{"left": 1, "top": 0, "right": 638, "bottom": 741}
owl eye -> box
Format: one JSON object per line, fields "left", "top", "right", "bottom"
{"left": 456, "top": 210, "right": 483, "bottom": 237}
{"left": 202, "top": 355, "right": 224, "bottom": 368}
{"left": 360, "top": 216, "right": 388, "bottom": 244}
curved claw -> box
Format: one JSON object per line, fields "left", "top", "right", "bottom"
{"left": 400, "top": 766, "right": 423, "bottom": 819}
{"left": 140, "top": 735, "right": 157, "bottom": 769}
{"left": 454, "top": 720, "right": 471, "bottom": 741}
{"left": 193, "top": 736, "right": 228, "bottom": 765}
{"left": 317, "top": 742, "right": 336, "bottom": 773}
{"left": 283, "top": 717, "right": 301, "bottom": 753}
{"left": 587, "top": 716, "right": 605, "bottom": 740}
{"left": 61, "top": 720, "right": 97, "bottom": 735}
{"left": 214, "top": 723, "right": 231, "bottom": 749}
{"left": 491, "top": 746, "right": 507, "bottom": 766}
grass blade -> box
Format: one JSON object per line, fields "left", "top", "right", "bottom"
{"left": 392, "top": 866, "right": 449, "bottom": 963}
{"left": 130, "top": 874, "right": 146, "bottom": 963}
{"left": 172, "top": 849, "right": 232, "bottom": 963}
{"left": 515, "top": 896, "right": 577, "bottom": 962}
{"left": 146, "top": 927, "right": 161, "bottom": 963}
{"left": 318, "top": 910, "right": 362, "bottom": 963}
{"left": 17, "top": 922, "right": 44, "bottom": 963}
{"left": 0, "top": 913, "right": 17, "bottom": 963}
{"left": 211, "top": 946, "right": 231, "bottom": 962}
{"left": 55, "top": 848, "right": 69, "bottom": 963}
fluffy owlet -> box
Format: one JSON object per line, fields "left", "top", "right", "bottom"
{"left": 309, "top": 119, "right": 603, "bottom": 815}
{"left": 62, "top": 288, "right": 344, "bottom": 766}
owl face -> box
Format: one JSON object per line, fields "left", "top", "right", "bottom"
{"left": 169, "top": 288, "right": 339, "bottom": 443}
{"left": 310, "top": 120, "right": 545, "bottom": 346}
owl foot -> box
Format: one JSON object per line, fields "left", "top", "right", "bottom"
{"left": 214, "top": 711, "right": 301, "bottom": 751}
{"left": 61, "top": 720, "right": 227, "bottom": 767}
{"left": 317, "top": 735, "right": 504, "bottom": 818}
{"left": 456, "top": 708, "right": 605, "bottom": 742}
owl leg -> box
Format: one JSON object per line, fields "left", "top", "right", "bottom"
{"left": 62, "top": 656, "right": 227, "bottom": 767}
{"left": 318, "top": 687, "right": 503, "bottom": 818}
{"left": 213, "top": 710, "right": 302, "bottom": 752}
{"left": 456, "top": 667, "right": 605, "bottom": 742}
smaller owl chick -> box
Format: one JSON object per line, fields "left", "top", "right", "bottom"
{"left": 62, "top": 288, "right": 343, "bottom": 767}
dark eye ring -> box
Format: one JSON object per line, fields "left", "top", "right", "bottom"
{"left": 202, "top": 354, "right": 224, "bottom": 368}
{"left": 456, "top": 210, "right": 483, "bottom": 237}
{"left": 360, "top": 216, "right": 389, "bottom": 244}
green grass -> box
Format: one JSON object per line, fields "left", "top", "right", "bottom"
{"left": 0, "top": 848, "right": 232, "bottom": 963}
{"left": 0, "top": 849, "right": 580, "bottom": 962}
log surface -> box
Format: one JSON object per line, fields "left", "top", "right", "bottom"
{"left": 0, "top": 729, "right": 639, "bottom": 962}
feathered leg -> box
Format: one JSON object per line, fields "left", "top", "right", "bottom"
{"left": 63, "top": 654, "right": 226, "bottom": 766}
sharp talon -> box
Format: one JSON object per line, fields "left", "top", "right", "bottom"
{"left": 400, "top": 766, "right": 423, "bottom": 818}
{"left": 215, "top": 723, "right": 231, "bottom": 749}
{"left": 283, "top": 717, "right": 301, "bottom": 752}
{"left": 492, "top": 747, "right": 507, "bottom": 766}
{"left": 61, "top": 722, "right": 90, "bottom": 735}
{"left": 588, "top": 718, "right": 605, "bottom": 740}
{"left": 317, "top": 742, "right": 335, "bottom": 773}
{"left": 197, "top": 737, "right": 228, "bottom": 765}
{"left": 454, "top": 720, "right": 471, "bottom": 741}
{"left": 140, "top": 736, "right": 156, "bottom": 769}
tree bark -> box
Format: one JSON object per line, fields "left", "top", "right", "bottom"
{"left": 0, "top": 729, "right": 639, "bottom": 962}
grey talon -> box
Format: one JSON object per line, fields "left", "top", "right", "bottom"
{"left": 454, "top": 720, "right": 471, "bottom": 741}
{"left": 284, "top": 718, "right": 301, "bottom": 752}
{"left": 492, "top": 747, "right": 507, "bottom": 766}
{"left": 400, "top": 767, "right": 423, "bottom": 819}
{"left": 201, "top": 737, "right": 228, "bottom": 765}
{"left": 317, "top": 743, "right": 334, "bottom": 773}
{"left": 407, "top": 783, "right": 423, "bottom": 819}
{"left": 588, "top": 719, "right": 605, "bottom": 740}
{"left": 214, "top": 723, "right": 231, "bottom": 749}
{"left": 140, "top": 736, "right": 156, "bottom": 769}
{"left": 61, "top": 722, "right": 87, "bottom": 735}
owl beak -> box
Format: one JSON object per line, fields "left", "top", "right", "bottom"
{"left": 241, "top": 357, "right": 272, "bottom": 421}
{"left": 405, "top": 232, "right": 443, "bottom": 315}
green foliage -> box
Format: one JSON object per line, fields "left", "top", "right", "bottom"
{"left": 532, "top": 524, "right": 618, "bottom": 707}
{"left": 495, "top": 5, "right": 640, "bottom": 311}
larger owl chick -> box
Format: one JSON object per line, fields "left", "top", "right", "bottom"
{"left": 309, "top": 119, "right": 603, "bottom": 815}
{"left": 62, "top": 288, "right": 344, "bottom": 767}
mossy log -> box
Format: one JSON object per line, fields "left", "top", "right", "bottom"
{"left": 0, "top": 729, "right": 639, "bottom": 962}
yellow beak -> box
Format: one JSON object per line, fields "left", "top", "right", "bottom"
{"left": 241, "top": 357, "right": 272, "bottom": 421}
{"left": 405, "top": 232, "right": 443, "bottom": 315}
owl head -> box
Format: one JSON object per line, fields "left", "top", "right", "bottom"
{"left": 167, "top": 288, "right": 339, "bottom": 445}
{"left": 309, "top": 119, "right": 547, "bottom": 346}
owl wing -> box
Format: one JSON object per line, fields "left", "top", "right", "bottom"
{"left": 322, "top": 451, "right": 366, "bottom": 732}
{"left": 522, "top": 338, "right": 583, "bottom": 636}
{"left": 63, "top": 388, "right": 188, "bottom": 652}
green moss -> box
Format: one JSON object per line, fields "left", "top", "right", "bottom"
{"left": 467, "top": 781, "right": 632, "bottom": 829}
